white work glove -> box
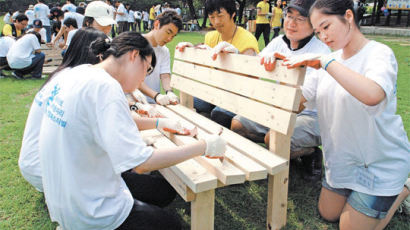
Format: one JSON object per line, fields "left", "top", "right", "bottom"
{"left": 166, "top": 90, "right": 179, "bottom": 104}
{"left": 131, "top": 102, "right": 162, "bottom": 118}
{"left": 211, "top": 41, "right": 239, "bottom": 61}
{"left": 132, "top": 89, "right": 149, "bottom": 104}
{"left": 202, "top": 135, "right": 226, "bottom": 158}
{"left": 283, "top": 53, "right": 334, "bottom": 70}
{"left": 155, "top": 93, "right": 171, "bottom": 105}
{"left": 156, "top": 118, "right": 193, "bottom": 135}
{"left": 259, "top": 52, "right": 287, "bottom": 71}
{"left": 176, "top": 42, "right": 194, "bottom": 52}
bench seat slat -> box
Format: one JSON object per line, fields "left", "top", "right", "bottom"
{"left": 156, "top": 106, "right": 268, "bottom": 181}
{"left": 140, "top": 129, "right": 218, "bottom": 193}
{"left": 165, "top": 105, "right": 289, "bottom": 175}
{"left": 171, "top": 75, "right": 296, "bottom": 135}
{"left": 173, "top": 60, "right": 302, "bottom": 112}
{"left": 174, "top": 48, "right": 306, "bottom": 86}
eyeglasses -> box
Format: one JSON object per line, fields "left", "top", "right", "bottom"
{"left": 285, "top": 13, "right": 308, "bottom": 24}
{"left": 147, "top": 65, "right": 154, "bottom": 75}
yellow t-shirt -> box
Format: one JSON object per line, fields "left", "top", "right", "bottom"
{"left": 204, "top": 26, "right": 259, "bottom": 54}
{"left": 149, "top": 8, "right": 155, "bottom": 20}
{"left": 256, "top": 1, "right": 270, "bottom": 24}
{"left": 271, "top": 7, "right": 283, "bottom": 28}
{"left": 2, "top": 24, "right": 22, "bottom": 37}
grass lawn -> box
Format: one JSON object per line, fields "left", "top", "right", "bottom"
{"left": 1, "top": 18, "right": 409, "bottom": 229}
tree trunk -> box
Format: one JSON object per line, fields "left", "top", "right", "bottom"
{"left": 201, "top": 11, "right": 208, "bottom": 28}
{"left": 186, "top": 0, "right": 198, "bottom": 19}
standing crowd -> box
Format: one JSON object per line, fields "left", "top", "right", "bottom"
{"left": 0, "top": 0, "right": 408, "bottom": 229}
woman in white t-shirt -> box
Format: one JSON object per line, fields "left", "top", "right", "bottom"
{"left": 23, "top": 31, "right": 226, "bottom": 229}
{"left": 280, "top": 0, "right": 410, "bottom": 229}
{"left": 6, "top": 31, "right": 45, "bottom": 79}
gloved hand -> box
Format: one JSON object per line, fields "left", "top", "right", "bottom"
{"left": 156, "top": 118, "right": 192, "bottom": 135}
{"left": 166, "top": 90, "right": 179, "bottom": 104}
{"left": 155, "top": 93, "right": 171, "bottom": 105}
{"left": 132, "top": 89, "right": 149, "bottom": 104}
{"left": 176, "top": 42, "right": 194, "bottom": 52}
{"left": 211, "top": 41, "right": 239, "bottom": 61}
{"left": 282, "top": 53, "right": 334, "bottom": 70}
{"left": 131, "top": 102, "right": 162, "bottom": 118}
{"left": 202, "top": 135, "right": 226, "bottom": 159}
{"left": 259, "top": 52, "right": 287, "bottom": 71}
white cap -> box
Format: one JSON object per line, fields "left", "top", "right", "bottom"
{"left": 85, "top": 1, "right": 117, "bottom": 26}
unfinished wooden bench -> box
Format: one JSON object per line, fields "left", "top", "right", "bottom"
{"left": 140, "top": 48, "right": 306, "bottom": 230}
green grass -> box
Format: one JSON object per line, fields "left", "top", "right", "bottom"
{"left": 1, "top": 16, "right": 409, "bottom": 229}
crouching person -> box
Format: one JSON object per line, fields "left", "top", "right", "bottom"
{"left": 6, "top": 31, "right": 45, "bottom": 79}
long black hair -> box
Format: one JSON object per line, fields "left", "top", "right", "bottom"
{"left": 40, "top": 27, "right": 108, "bottom": 89}
{"left": 310, "top": 0, "right": 359, "bottom": 27}
{"left": 90, "top": 31, "right": 157, "bottom": 69}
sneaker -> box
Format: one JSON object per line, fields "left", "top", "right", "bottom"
{"left": 12, "top": 71, "right": 23, "bottom": 80}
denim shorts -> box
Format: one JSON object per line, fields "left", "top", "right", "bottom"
{"left": 322, "top": 179, "right": 398, "bottom": 219}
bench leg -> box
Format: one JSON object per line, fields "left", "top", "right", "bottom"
{"left": 191, "top": 190, "right": 215, "bottom": 230}
{"left": 267, "top": 130, "right": 291, "bottom": 230}
{"left": 267, "top": 170, "right": 289, "bottom": 230}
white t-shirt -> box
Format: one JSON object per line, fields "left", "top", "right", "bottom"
{"left": 0, "top": 36, "right": 16, "bottom": 57}
{"left": 61, "top": 3, "right": 77, "bottom": 13}
{"left": 303, "top": 41, "right": 410, "bottom": 196}
{"left": 51, "top": 33, "right": 65, "bottom": 49}
{"left": 65, "top": 29, "right": 78, "bottom": 47}
{"left": 144, "top": 45, "right": 171, "bottom": 103}
{"left": 134, "top": 11, "right": 142, "bottom": 20}
{"left": 64, "top": 12, "right": 84, "bottom": 29}
{"left": 3, "top": 12, "right": 11, "bottom": 23}
{"left": 142, "top": 11, "right": 149, "bottom": 22}
{"left": 37, "top": 64, "right": 153, "bottom": 229}
{"left": 261, "top": 35, "right": 330, "bottom": 114}
{"left": 25, "top": 10, "right": 35, "bottom": 25}
{"left": 7, "top": 34, "right": 41, "bottom": 69}
{"left": 27, "top": 28, "right": 47, "bottom": 43}
{"left": 12, "top": 11, "right": 21, "bottom": 20}
{"left": 116, "top": 4, "right": 127, "bottom": 22}
{"left": 34, "top": 3, "right": 50, "bottom": 26}
{"left": 127, "top": 10, "right": 135, "bottom": 23}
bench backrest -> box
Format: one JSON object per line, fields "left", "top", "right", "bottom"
{"left": 171, "top": 48, "right": 306, "bottom": 136}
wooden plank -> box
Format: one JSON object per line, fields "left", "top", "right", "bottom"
{"left": 42, "top": 66, "right": 58, "bottom": 74}
{"left": 159, "top": 168, "right": 195, "bottom": 202}
{"left": 173, "top": 60, "right": 302, "bottom": 112}
{"left": 166, "top": 105, "right": 288, "bottom": 175}
{"left": 179, "top": 91, "right": 194, "bottom": 109}
{"left": 140, "top": 129, "right": 217, "bottom": 193}
{"left": 174, "top": 47, "right": 306, "bottom": 86}
{"left": 191, "top": 190, "right": 215, "bottom": 230}
{"left": 170, "top": 75, "right": 296, "bottom": 135}
{"left": 267, "top": 131, "right": 291, "bottom": 230}
{"left": 156, "top": 105, "right": 267, "bottom": 181}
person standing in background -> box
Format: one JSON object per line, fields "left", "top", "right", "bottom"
{"left": 34, "top": 0, "right": 51, "bottom": 42}
{"left": 255, "top": 0, "right": 271, "bottom": 47}
{"left": 270, "top": 0, "right": 283, "bottom": 40}
{"left": 25, "top": 5, "right": 36, "bottom": 29}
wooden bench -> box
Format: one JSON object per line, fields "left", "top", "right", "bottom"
{"left": 40, "top": 45, "right": 62, "bottom": 74}
{"left": 141, "top": 48, "right": 306, "bottom": 230}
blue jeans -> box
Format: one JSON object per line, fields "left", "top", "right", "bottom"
{"left": 194, "top": 98, "right": 236, "bottom": 128}
{"left": 43, "top": 25, "right": 51, "bottom": 43}
{"left": 14, "top": 52, "right": 45, "bottom": 78}
{"left": 322, "top": 179, "right": 398, "bottom": 219}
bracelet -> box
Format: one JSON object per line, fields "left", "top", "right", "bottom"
{"left": 324, "top": 58, "right": 336, "bottom": 71}
{"left": 129, "top": 102, "right": 138, "bottom": 111}
{"left": 153, "top": 93, "right": 160, "bottom": 102}
{"left": 156, "top": 119, "right": 160, "bottom": 128}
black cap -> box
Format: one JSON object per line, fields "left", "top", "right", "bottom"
{"left": 287, "top": 0, "right": 316, "bottom": 17}
{"left": 33, "top": 19, "right": 43, "bottom": 28}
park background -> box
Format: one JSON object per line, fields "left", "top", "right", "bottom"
{"left": 0, "top": 0, "right": 409, "bottom": 229}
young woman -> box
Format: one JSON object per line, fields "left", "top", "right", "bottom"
{"left": 280, "top": 0, "right": 409, "bottom": 229}
{"left": 270, "top": 0, "right": 283, "bottom": 40}
{"left": 19, "top": 28, "right": 109, "bottom": 192}
{"left": 26, "top": 31, "right": 225, "bottom": 229}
